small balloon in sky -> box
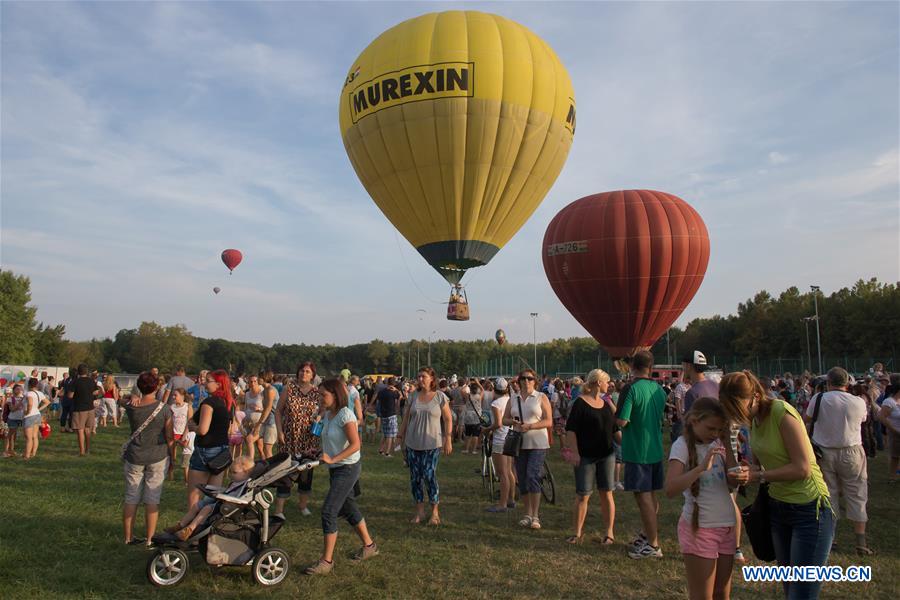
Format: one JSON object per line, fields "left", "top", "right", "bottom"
{"left": 221, "top": 249, "right": 242, "bottom": 274}
{"left": 213, "top": 287, "right": 221, "bottom": 295}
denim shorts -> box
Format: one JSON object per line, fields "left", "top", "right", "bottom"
{"left": 624, "top": 461, "right": 664, "bottom": 492}
{"left": 7, "top": 418, "right": 23, "bottom": 429}
{"left": 23, "top": 414, "right": 41, "bottom": 429}
{"left": 189, "top": 444, "right": 230, "bottom": 473}
{"left": 574, "top": 453, "right": 616, "bottom": 495}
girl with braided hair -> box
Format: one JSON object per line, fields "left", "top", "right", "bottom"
{"left": 665, "top": 397, "right": 738, "bottom": 600}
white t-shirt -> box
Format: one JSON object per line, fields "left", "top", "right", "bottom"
{"left": 182, "top": 431, "right": 196, "bottom": 455}
{"left": 25, "top": 391, "right": 43, "bottom": 418}
{"left": 881, "top": 397, "right": 900, "bottom": 431}
{"left": 669, "top": 437, "right": 735, "bottom": 528}
{"left": 805, "top": 390, "right": 867, "bottom": 448}
{"left": 491, "top": 395, "right": 510, "bottom": 446}
{"left": 510, "top": 391, "right": 550, "bottom": 450}
{"left": 171, "top": 403, "right": 190, "bottom": 435}
{"left": 7, "top": 395, "right": 25, "bottom": 420}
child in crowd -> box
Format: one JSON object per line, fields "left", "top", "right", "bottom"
{"left": 169, "top": 388, "right": 192, "bottom": 480}
{"left": 163, "top": 456, "right": 254, "bottom": 540}
{"left": 180, "top": 430, "right": 196, "bottom": 485}
{"left": 4, "top": 384, "right": 25, "bottom": 457}
{"left": 364, "top": 403, "right": 377, "bottom": 443}
{"left": 664, "top": 397, "right": 740, "bottom": 600}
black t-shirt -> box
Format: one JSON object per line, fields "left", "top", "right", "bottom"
{"left": 566, "top": 397, "right": 616, "bottom": 458}
{"left": 72, "top": 377, "right": 98, "bottom": 412}
{"left": 377, "top": 387, "right": 400, "bottom": 417}
{"left": 193, "top": 396, "right": 231, "bottom": 448}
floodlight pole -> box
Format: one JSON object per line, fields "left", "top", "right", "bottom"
{"left": 530, "top": 313, "right": 538, "bottom": 370}
{"left": 811, "top": 286, "right": 823, "bottom": 374}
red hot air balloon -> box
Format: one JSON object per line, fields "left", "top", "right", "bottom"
{"left": 543, "top": 190, "right": 710, "bottom": 358}
{"left": 221, "top": 249, "right": 242, "bottom": 274}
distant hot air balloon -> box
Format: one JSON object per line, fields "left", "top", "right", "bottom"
{"left": 339, "top": 11, "right": 576, "bottom": 286}
{"left": 221, "top": 249, "right": 242, "bottom": 274}
{"left": 495, "top": 329, "right": 507, "bottom": 346}
{"left": 543, "top": 190, "right": 710, "bottom": 358}
{"left": 213, "top": 287, "right": 221, "bottom": 295}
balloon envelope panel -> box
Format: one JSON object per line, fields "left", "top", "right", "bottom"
{"left": 542, "top": 190, "right": 710, "bottom": 357}
{"left": 340, "top": 11, "right": 575, "bottom": 283}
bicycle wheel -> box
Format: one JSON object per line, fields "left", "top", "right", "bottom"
{"left": 540, "top": 460, "right": 556, "bottom": 504}
{"left": 487, "top": 455, "right": 497, "bottom": 500}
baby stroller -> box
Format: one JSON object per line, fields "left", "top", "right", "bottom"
{"left": 147, "top": 453, "right": 318, "bottom": 587}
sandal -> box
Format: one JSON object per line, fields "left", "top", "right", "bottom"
{"left": 530, "top": 518, "right": 541, "bottom": 530}
{"left": 518, "top": 516, "right": 533, "bottom": 527}
{"left": 593, "top": 535, "right": 615, "bottom": 545}
{"left": 428, "top": 515, "right": 441, "bottom": 526}
{"left": 856, "top": 545, "right": 876, "bottom": 556}
{"left": 566, "top": 534, "right": 584, "bottom": 545}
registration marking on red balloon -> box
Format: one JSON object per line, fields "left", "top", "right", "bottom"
{"left": 546, "top": 241, "right": 589, "bottom": 256}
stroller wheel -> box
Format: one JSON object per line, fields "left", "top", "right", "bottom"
{"left": 147, "top": 548, "right": 189, "bottom": 587}
{"left": 252, "top": 547, "right": 290, "bottom": 586}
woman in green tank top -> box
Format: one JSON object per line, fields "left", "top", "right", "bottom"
{"left": 719, "top": 371, "right": 833, "bottom": 600}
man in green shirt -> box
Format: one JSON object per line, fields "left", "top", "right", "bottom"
{"left": 616, "top": 350, "right": 667, "bottom": 559}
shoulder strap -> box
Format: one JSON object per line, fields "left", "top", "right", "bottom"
{"left": 127, "top": 401, "right": 165, "bottom": 446}
{"left": 808, "top": 392, "right": 824, "bottom": 436}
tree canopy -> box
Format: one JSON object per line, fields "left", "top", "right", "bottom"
{"left": 2, "top": 269, "right": 897, "bottom": 377}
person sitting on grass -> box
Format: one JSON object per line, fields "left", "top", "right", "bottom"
{"left": 162, "top": 456, "right": 255, "bottom": 541}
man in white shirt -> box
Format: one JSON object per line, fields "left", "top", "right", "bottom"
{"left": 804, "top": 367, "right": 872, "bottom": 554}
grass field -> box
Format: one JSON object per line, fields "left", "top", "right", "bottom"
{"left": 1, "top": 423, "right": 897, "bottom": 599}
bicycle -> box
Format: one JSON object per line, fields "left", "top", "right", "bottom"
{"left": 480, "top": 430, "right": 499, "bottom": 501}
{"left": 539, "top": 459, "right": 556, "bottom": 504}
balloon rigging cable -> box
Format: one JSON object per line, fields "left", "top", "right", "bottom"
{"left": 393, "top": 230, "right": 448, "bottom": 305}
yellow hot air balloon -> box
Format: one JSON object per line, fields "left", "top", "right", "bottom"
{"left": 339, "top": 11, "right": 575, "bottom": 284}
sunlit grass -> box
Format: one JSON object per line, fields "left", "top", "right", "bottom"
{"left": 0, "top": 424, "right": 895, "bottom": 599}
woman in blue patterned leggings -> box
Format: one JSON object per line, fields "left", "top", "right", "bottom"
{"left": 398, "top": 367, "right": 454, "bottom": 525}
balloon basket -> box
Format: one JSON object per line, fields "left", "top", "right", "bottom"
{"left": 446, "top": 286, "right": 470, "bottom": 321}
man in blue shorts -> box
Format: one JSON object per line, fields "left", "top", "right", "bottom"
{"left": 616, "top": 350, "right": 667, "bottom": 559}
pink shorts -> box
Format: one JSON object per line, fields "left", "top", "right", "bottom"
{"left": 677, "top": 518, "right": 735, "bottom": 560}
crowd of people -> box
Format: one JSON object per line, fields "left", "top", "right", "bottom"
{"left": 2, "top": 354, "right": 896, "bottom": 598}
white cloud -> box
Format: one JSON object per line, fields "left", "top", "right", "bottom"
{"left": 768, "top": 151, "right": 793, "bottom": 165}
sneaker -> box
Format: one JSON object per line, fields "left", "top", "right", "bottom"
{"left": 394, "top": 445, "right": 401, "bottom": 452}
{"left": 351, "top": 542, "right": 379, "bottom": 562}
{"left": 734, "top": 548, "right": 747, "bottom": 564}
{"left": 125, "top": 536, "right": 146, "bottom": 546}
{"left": 301, "top": 507, "right": 313, "bottom": 517}
{"left": 304, "top": 559, "right": 334, "bottom": 575}
{"left": 614, "top": 482, "right": 625, "bottom": 491}
{"left": 628, "top": 544, "right": 663, "bottom": 559}
{"left": 506, "top": 501, "right": 517, "bottom": 509}
{"left": 630, "top": 532, "right": 648, "bottom": 549}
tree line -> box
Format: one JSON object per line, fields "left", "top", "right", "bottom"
{"left": 2, "top": 270, "right": 897, "bottom": 377}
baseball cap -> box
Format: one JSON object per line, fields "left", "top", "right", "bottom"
{"left": 494, "top": 377, "right": 509, "bottom": 391}
{"left": 681, "top": 351, "right": 707, "bottom": 366}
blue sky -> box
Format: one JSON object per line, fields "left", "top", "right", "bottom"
{"left": 2, "top": 1, "right": 898, "bottom": 346}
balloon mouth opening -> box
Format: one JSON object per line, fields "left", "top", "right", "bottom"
{"left": 416, "top": 240, "right": 500, "bottom": 284}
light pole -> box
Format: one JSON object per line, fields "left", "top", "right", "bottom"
{"left": 428, "top": 330, "right": 435, "bottom": 366}
{"left": 802, "top": 316, "right": 815, "bottom": 373}
{"left": 416, "top": 309, "right": 426, "bottom": 372}
{"left": 666, "top": 329, "right": 671, "bottom": 365}
{"left": 530, "top": 313, "right": 538, "bottom": 370}
{"left": 810, "top": 286, "right": 823, "bottom": 374}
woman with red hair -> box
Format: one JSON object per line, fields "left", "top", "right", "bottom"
{"left": 187, "top": 370, "right": 235, "bottom": 508}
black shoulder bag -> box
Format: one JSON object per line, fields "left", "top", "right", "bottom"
{"left": 502, "top": 395, "right": 525, "bottom": 457}
{"left": 741, "top": 482, "right": 776, "bottom": 562}
{"left": 807, "top": 392, "right": 825, "bottom": 460}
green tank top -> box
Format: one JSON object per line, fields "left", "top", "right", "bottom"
{"left": 750, "top": 399, "right": 829, "bottom": 505}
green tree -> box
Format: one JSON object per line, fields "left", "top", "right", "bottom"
{"left": 128, "top": 322, "right": 196, "bottom": 372}
{"left": 33, "top": 323, "right": 67, "bottom": 364}
{"left": 367, "top": 339, "right": 390, "bottom": 371}
{"left": 0, "top": 270, "right": 37, "bottom": 362}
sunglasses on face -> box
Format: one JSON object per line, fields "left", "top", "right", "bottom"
{"left": 519, "top": 376, "right": 535, "bottom": 382}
